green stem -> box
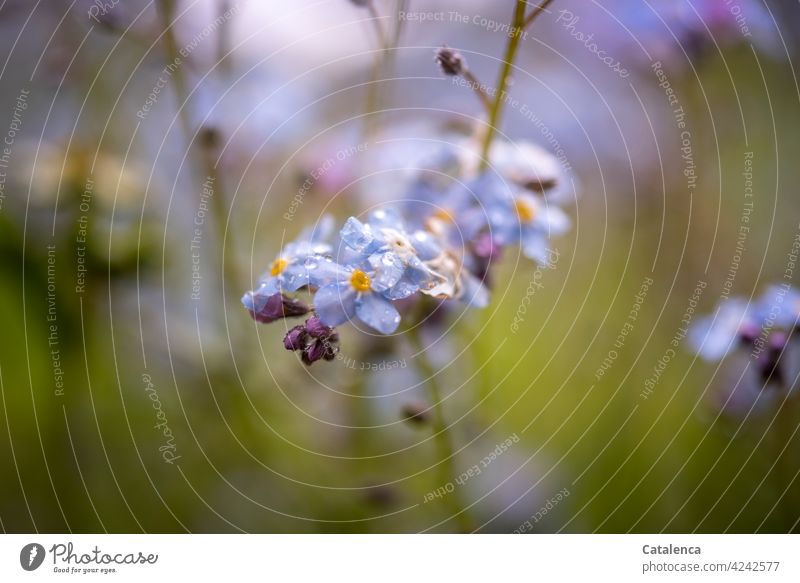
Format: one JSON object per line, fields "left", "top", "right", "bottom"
{"left": 384, "top": 0, "right": 408, "bottom": 90}
{"left": 478, "top": 0, "right": 528, "bottom": 172}
{"left": 523, "top": 0, "right": 555, "bottom": 29}
{"left": 362, "top": 0, "right": 393, "bottom": 140}
{"left": 408, "top": 328, "right": 474, "bottom": 532}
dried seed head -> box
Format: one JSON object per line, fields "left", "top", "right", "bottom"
{"left": 435, "top": 46, "right": 465, "bottom": 76}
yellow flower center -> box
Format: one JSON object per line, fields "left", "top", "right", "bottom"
{"left": 514, "top": 198, "right": 536, "bottom": 223}
{"left": 270, "top": 258, "right": 288, "bottom": 276}
{"left": 349, "top": 269, "right": 371, "bottom": 292}
{"left": 432, "top": 208, "right": 454, "bottom": 223}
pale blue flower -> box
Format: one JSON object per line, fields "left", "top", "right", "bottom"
{"left": 690, "top": 298, "right": 752, "bottom": 361}
{"left": 339, "top": 208, "right": 445, "bottom": 300}
{"left": 483, "top": 188, "right": 570, "bottom": 265}
{"left": 419, "top": 175, "right": 498, "bottom": 249}
{"left": 313, "top": 262, "right": 402, "bottom": 334}
{"left": 759, "top": 284, "right": 800, "bottom": 329}
{"left": 253, "top": 216, "right": 335, "bottom": 296}
{"left": 690, "top": 285, "right": 800, "bottom": 362}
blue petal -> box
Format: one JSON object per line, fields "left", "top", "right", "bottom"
{"left": 690, "top": 300, "right": 748, "bottom": 360}
{"left": 443, "top": 180, "right": 476, "bottom": 209}
{"left": 486, "top": 200, "right": 522, "bottom": 246}
{"left": 410, "top": 231, "right": 441, "bottom": 260}
{"left": 459, "top": 272, "right": 490, "bottom": 308}
{"left": 520, "top": 229, "right": 552, "bottom": 265}
{"left": 384, "top": 274, "right": 420, "bottom": 300}
{"left": 470, "top": 173, "right": 514, "bottom": 205}
{"left": 539, "top": 205, "right": 571, "bottom": 235}
{"left": 280, "top": 261, "right": 312, "bottom": 291}
{"left": 406, "top": 257, "right": 437, "bottom": 287}
{"left": 460, "top": 206, "right": 488, "bottom": 240}
{"left": 241, "top": 290, "right": 259, "bottom": 312}
{"left": 341, "top": 217, "right": 381, "bottom": 255}
{"left": 314, "top": 283, "right": 357, "bottom": 327}
{"left": 355, "top": 292, "right": 401, "bottom": 334}
{"left": 368, "top": 252, "right": 404, "bottom": 292}
{"left": 369, "top": 207, "right": 404, "bottom": 230}
{"left": 306, "top": 257, "right": 348, "bottom": 288}
{"left": 258, "top": 278, "right": 280, "bottom": 296}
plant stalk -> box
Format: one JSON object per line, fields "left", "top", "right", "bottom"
{"left": 408, "top": 328, "right": 474, "bottom": 532}
{"left": 523, "top": 0, "right": 554, "bottom": 29}
{"left": 478, "top": 0, "right": 528, "bottom": 171}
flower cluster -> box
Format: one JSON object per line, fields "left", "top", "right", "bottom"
{"left": 243, "top": 138, "right": 573, "bottom": 364}
{"left": 689, "top": 284, "right": 800, "bottom": 411}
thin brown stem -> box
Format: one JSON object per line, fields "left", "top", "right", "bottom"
{"left": 366, "top": 0, "right": 389, "bottom": 49}
{"left": 462, "top": 70, "right": 493, "bottom": 113}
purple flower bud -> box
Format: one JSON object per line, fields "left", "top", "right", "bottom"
{"left": 305, "top": 315, "right": 334, "bottom": 339}
{"left": 758, "top": 332, "right": 789, "bottom": 388}
{"left": 283, "top": 326, "right": 307, "bottom": 351}
{"left": 770, "top": 331, "right": 789, "bottom": 349}
{"left": 248, "top": 292, "right": 310, "bottom": 324}
{"left": 472, "top": 231, "right": 501, "bottom": 261}
{"left": 435, "top": 46, "right": 465, "bottom": 76}
{"left": 284, "top": 317, "right": 340, "bottom": 365}
{"left": 323, "top": 344, "right": 338, "bottom": 361}
{"left": 302, "top": 340, "right": 329, "bottom": 365}
{"left": 738, "top": 322, "right": 760, "bottom": 345}
{"left": 471, "top": 232, "right": 502, "bottom": 285}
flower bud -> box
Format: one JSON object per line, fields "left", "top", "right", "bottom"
{"left": 302, "top": 341, "right": 328, "bottom": 365}
{"left": 401, "top": 401, "right": 430, "bottom": 425}
{"left": 283, "top": 326, "right": 307, "bottom": 351}
{"left": 283, "top": 317, "right": 340, "bottom": 365}
{"left": 435, "top": 46, "right": 465, "bottom": 76}
{"left": 244, "top": 292, "right": 311, "bottom": 324}
{"left": 305, "top": 315, "right": 334, "bottom": 338}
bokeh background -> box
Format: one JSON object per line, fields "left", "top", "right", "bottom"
{"left": 1, "top": 0, "right": 799, "bottom": 533}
